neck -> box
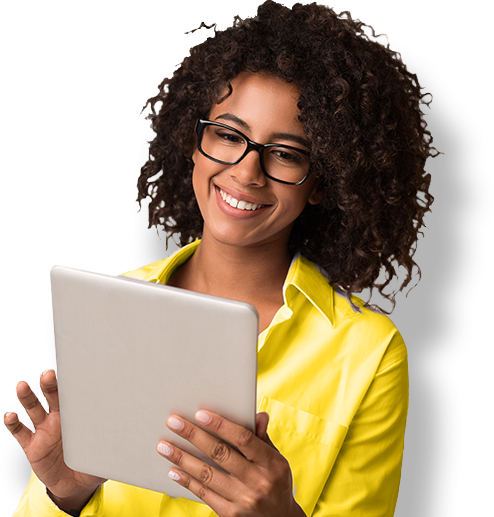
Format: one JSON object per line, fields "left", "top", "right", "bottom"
{"left": 168, "top": 233, "right": 293, "bottom": 332}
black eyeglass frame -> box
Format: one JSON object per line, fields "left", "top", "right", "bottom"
{"left": 195, "top": 119, "right": 312, "bottom": 186}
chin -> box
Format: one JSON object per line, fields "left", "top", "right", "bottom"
{"left": 202, "top": 222, "right": 292, "bottom": 252}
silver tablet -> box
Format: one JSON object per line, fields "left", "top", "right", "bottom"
{"left": 50, "top": 265, "right": 258, "bottom": 502}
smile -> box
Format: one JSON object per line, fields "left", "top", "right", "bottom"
{"left": 218, "top": 188, "right": 265, "bottom": 211}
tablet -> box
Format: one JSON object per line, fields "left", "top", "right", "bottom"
{"left": 50, "top": 265, "right": 258, "bottom": 501}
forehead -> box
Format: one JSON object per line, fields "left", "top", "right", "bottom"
{"left": 209, "top": 72, "right": 303, "bottom": 136}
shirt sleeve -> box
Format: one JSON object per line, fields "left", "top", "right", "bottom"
{"left": 312, "top": 338, "right": 409, "bottom": 516}
{"left": 12, "top": 472, "right": 104, "bottom": 517}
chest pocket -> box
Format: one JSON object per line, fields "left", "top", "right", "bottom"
{"left": 258, "top": 396, "right": 348, "bottom": 517}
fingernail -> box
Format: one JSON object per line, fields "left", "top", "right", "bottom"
{"left": 167, "top": 416, "right": 184, "bottom": 431}
{"left": 195, "top": 410, "right": 211, "bottom": 424}
{"left": 41, "top": 369, "right": 52, "bottom": 377}
{"left": 168, "top": 470, "right": 180, "bottom": 481}
{"left": 157, "top": 443, "right": 172, "bottom": 456}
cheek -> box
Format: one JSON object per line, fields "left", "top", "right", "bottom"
{"left": 192, "top": 148, "right": 199, "bottom": 164}
{"left": 191, "top": 166, "right": 203, "bottom": 207}
{"left": 191, "top": 153, "right": 208, "bottom": 193}
{"left": 191, "top": 155, "right": 219, "bottom": 211}
{"left": 277, "top": 184, "right": 316, "bottom": 213}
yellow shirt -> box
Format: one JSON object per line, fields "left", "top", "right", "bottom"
{"left": 14, "top": 240, "right": 408, "bottom": 516}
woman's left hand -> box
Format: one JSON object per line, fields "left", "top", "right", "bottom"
{"left": 157, "top": 410, "right": 306, "bottom": 517}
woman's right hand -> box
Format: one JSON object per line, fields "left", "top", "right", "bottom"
{"left": 4, "top": 369, "right": 106, "bottom": 515}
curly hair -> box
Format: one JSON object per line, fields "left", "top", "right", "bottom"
{"left": 137, "top": 0, "right": 436, "bottom": 311}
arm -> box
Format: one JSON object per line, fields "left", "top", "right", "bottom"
{"left": 11, "top": 472, "right": 104, "bottom": 517}
{"left": 313, "top": 355, "right": 409, "bottom": 516}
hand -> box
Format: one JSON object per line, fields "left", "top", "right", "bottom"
{"left": 4, "top": 370, "right": 106, "bottom": 514}
{"left": 156, "top": 410, "right": 306, "bottom": 517}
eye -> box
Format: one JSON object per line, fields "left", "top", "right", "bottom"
{"left": 270, "top": 147, "right": 305, "bottom": 164}
{"left": 214, "top": 129, "right": 246, "bottom": 146}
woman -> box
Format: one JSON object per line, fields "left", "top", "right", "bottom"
{"left": 5, "top": 2, "right": 435, "bottom": 516}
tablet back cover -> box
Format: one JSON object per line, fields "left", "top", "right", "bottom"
{"left": 51, "top": 265, "right": 258, "bottom": 501}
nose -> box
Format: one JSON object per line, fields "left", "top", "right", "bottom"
{"left": 229, "top": 149, "right": 267, "bottom": 187}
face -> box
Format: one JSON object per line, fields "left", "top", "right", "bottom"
{"left": 192, "top": 72, "right": 321, "bottom": 251}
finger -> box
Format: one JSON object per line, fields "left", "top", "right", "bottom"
{"left": 4, "top": 411, "right": 34, "bottom": 450}
{"left": 194, "top": 410, "right": 275, "bottom": 466}
{"left": 16, "top": 381, "right": 48, "bottom": 428}
{"left": 166, "top": 415, "right": 253, "bottom": 481}
{"left": 166, "top": 465, "right": 232, "bottom": 515}
{"left": 40, "top": 370, "right": 60, "bottom": 412}
{"left": 157, "top": 440, "right": 234, "bottom": 499}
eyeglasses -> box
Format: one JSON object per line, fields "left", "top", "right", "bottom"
{"left": 195, "top": 119, "right": 312, "bottom": 185}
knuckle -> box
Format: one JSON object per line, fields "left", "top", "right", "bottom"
{"left": 257, "top": 478, "right": 274, "bottom": 498}
{"left": 241, "top": 493, "right": 260, "bottom": 514}
{"left": 211, "top": 416, "right": 226, "bottom": 434}
{"left": 174, "top": 450, "right": 185, "bottom": 466}
{"left": 199, "top": 463, "right": 214, "bottom": 485}
{"left": 237, "top": 428, "right": 255, "bottom": 448}
{"left": 211, "top": 440, "right": 230, "bottom": 462}
{"left": 9, "top": 420, "right": 23, "bottom": 436}
{"left": 208, "top": 416, "right": 228, "bottom": 436}
{"left": 182, "top": 425, "right": 196, "bottom": 441}
{"left": 182, "top": 475, "right": 191, "bottom": 490}
{"left": 267, "top": 457, "right": 292, "bottom": 487}
{"left": 22, "top": 397, "right": 38, "bottom": 411}
{"left": 231, "top": 508, "right": 245, "bottom": 517}
{"left": 276, "top": 457, "right": 291, "bottom": 478}
{"left": 42, "top": 384, "right": 58, "bottom": 395}
{"left": 197, "top": 484, "right": 209, "bottom": 501}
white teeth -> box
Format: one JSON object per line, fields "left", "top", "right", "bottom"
{"left": 219, "top": 189, "right": 263, "bottom": 211}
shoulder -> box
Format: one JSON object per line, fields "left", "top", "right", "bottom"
{"left": 335, "top": 286, "right": 404, "bottom": 335}
{"left": 120, "top": 240, "right": 201, "bottom": 283}
{"left": 335, "top": 290, "right": 407, "bottom": 372}
{"left": 288, "top": 255, "right": 406, "bottom": 370}
{"left": 289, "top": 255, "right": 403, "bottom": 338}
{"left": 121, "top": 257, "right": 171, "bottom": 281}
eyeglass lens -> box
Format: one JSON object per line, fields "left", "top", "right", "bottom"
{"left": 200, "top": 123, "right": 310, "bottom": 184}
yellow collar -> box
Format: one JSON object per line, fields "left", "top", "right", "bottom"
{"left": 124, "top": 239, "right": 334, "bottom": 327}
{"left": 284, "top": 254, "right": 334, "bottom": 327}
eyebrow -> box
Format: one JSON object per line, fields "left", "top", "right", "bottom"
{"left": 214, "top": 113, "right": 309, "bottom": 149}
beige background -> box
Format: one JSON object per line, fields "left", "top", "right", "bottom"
{"left": 3, "top": 0, "right": 468, "bottom": 516}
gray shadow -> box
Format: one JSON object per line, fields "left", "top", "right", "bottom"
{"left": 393, "top": 109, "right": 467, "bottom": 516}
{"left": 129, "top": 129, "right": 177, "bottom": 268}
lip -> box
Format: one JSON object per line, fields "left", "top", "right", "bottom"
{"left": 213, "top": 185, "right": 271, "bottom": 219}
{"left": 214, "top": 184, "right": 271, "bottom": 207}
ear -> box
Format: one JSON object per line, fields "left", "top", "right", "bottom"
{"left": 307, "top": 179, "right": 323, "bottom": 205}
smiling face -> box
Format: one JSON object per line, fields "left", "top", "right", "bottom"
{"left": 192, "top": 72, "right": 321, "bottom": 252}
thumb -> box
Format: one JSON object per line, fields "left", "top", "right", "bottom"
{"left": 255, "top": 411, "right": 269, "bottom": 440}
{"left": 255, "top": 412, "right": 276, "bottom": 448}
